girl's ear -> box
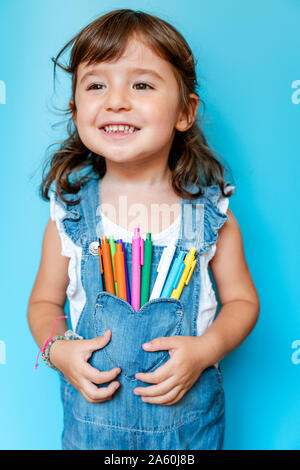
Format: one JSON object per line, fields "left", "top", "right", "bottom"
{"left": 69, "top": 99, "right": 77, "bottom": 126}
{"left": 175, "top": 93, "right": 199, "bottom": 132}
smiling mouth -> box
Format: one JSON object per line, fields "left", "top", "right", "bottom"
{"left": 100, "top": 127, "right": 140, "bottom": 134}
{"left": 99, "top": 127, "right": 141, "bottom": 139}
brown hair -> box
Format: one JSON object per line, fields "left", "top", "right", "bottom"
{"left": 41, "top": 8, "right": 234, "bottom": 204}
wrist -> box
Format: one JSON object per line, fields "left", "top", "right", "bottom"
{"left": 34, "top": 313, "right": 84, "bottom": 371}
{"left": 48, "top": 339, "right": 66, "bottom": 370}
{"left": 42, "top": 331, "right": 83, "bottom": 371}
{"left": 194, "top": 333, "right": 222, "bottom": 370}
{"left": 43, "top": 336, "right": 66, "bottom": 371}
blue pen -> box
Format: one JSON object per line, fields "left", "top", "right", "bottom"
{"left": 160, "top": 251, "right": 187, "bottom": 298}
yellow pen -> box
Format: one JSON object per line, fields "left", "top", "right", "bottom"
{"left": 170, "top": 248, "right": 197, "bottom": 300}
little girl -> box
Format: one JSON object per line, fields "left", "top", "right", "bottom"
{"left": 28, "top": 9, "right": 260, "bottom": 450}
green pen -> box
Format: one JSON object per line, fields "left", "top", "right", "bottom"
{"left": 109, "top": 236, "right": 118, "bottom": 295}
{"left": 140, "top": 233, "right": 152, "bottom": 307}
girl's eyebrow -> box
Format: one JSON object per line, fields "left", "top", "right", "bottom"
{"left": 132, "top": 68, "right": 165, "bottom": 82}
{"left": 80, "top": 67, "right": 165, "bottom": 84}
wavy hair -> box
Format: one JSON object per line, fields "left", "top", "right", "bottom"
{"left": 41, "top": 8, "right": 234, "bottom": 204}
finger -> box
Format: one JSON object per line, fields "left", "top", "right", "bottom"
{"left": 141, "top": 385, "right": 182, "bottom": 405}
{"left": 83, "top": 379, "right": 120, "bottom": 403}
{"left": 84, "top": 330, "right": 112, "bottom": 354}
{"left": 134, "top": 375, "right": 175, "bottom": 398}
{"left": 135, "top": 358, "right": 173, "bottom": 384}
{"left": 82, "top": 362, "right": 121, "bottom": 384}
{"left": 143, "top": 336, "right": 178, "bottom": 352}
{"left": 156, "top": 389, "right": 186, "bottom": 406}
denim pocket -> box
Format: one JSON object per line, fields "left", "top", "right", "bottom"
{"left": 91, "top": 292, "right": 183, "bottom": 380}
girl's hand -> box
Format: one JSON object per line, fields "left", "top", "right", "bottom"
{"left": 134, "top": 336, "right": 209, "bottom": 406}
{"left": 50, "top": 329, "right": 121, "bottom": 403}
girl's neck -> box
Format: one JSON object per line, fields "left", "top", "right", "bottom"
{"left": 103, "top": 158, "right": 172, "bottom": 190}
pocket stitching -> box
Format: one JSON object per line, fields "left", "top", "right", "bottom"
{"left": 93, "top": 297, "right": 184, "bottom": 381}
{"left": 95, "top": 291, "right": 184, "bottom": 314}
{"left": 103, "top": 308, "right": 183, "bottom": 381}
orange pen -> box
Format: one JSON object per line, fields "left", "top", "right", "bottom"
{"left": 113, "top": 244, "right": 127, "bottom": 301}
{"left": 101, "top": 236, "right": 116, "bottom": 295}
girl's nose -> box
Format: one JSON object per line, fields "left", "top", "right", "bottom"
{"left": 104, "top": 87, "right": 131, "bottom": 112}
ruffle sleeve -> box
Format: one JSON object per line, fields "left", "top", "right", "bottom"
{"left": 49, "top": 189, "right": 82, "bottom": 246}
{"left": 198, "top": 182, "right": 235, "bottom": 254}
{"left": 49, "top": 190, "right": 84, "bottom": 300}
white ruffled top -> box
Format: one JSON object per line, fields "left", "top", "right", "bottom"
{"left": 50, "top": 187, "right": 233, "bottom": 336}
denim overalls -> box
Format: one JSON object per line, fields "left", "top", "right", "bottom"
{"left": 54, "top": 178, "right": 227, "bottom": 450}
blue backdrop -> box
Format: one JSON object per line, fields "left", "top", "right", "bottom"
{"left": 0, "top": 0, "right": 299, "bottom": 450}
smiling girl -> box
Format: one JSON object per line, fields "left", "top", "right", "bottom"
{"left": 27, "top": 9, "right": 259, "bottom": 450}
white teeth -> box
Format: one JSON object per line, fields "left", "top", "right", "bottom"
{"left": 103, "top": 125, "right": 137, "bottom": 133}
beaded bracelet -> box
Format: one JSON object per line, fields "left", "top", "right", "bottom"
{"left": 35, "top": 314, "right": 83, "bottom": 371}
{"left": 42, "top": 331, "right": 83, "bottom": 371}
{"left": 42, "top": 335, "right": 66, "bottom": 370}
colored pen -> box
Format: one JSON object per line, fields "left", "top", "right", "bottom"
{"left": 109, "top": 236, "right": 118, "bottom": 295}
{"left": 149, "top": 242, "right": 176, "bottom": 300}
{"left": 97, "top": 238, "right": 105, "bottom": 292}
{"left": 101, "top": 236, "right": 116, "bottom": 295}
{"left": 160, "top": 250, "right": 186, "bottom": 298}
{"left": 170, "top": 248, "right": 197, "bottom": 300}
{"left": 116, "top": 239, "right": 130, "bottom": 304}
{"left": 131, "top": 228, "right": 144, "bottom": 311}
{"left": 140, "top": 233, "right": 153, "bottom": 307}
{"left": 113, "top": 243, "right": 127, "bottom": 301}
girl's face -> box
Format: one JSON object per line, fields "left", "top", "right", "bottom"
{"left": 71, "top": 36, "right": 198, "bottom": 166}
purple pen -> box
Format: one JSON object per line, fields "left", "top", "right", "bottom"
{"left": 116, "top": 239, "right": 131, "bottom": 304}
{"left": 131, "top": 228, "right": 144, "bottom": 311}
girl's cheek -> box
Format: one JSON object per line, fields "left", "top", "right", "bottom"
{"left": 76, "top": 107, "right": 97, "bottom": 126}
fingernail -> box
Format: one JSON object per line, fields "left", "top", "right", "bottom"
{"left": 143, "top": 342, "right": 151, "bottom": 349}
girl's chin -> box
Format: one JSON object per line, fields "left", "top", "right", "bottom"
{"left": 99, "top": 153, "right": 150, "bottom": 166}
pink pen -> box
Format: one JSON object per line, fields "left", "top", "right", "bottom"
{"left": 131, "top": 227, "right": 144, "bottom": 311}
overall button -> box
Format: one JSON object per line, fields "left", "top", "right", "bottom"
{"left": 89, "top": 241, "right": 99, "bottom": 255}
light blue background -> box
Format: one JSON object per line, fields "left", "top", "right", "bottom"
{"left": 0, "top": 0, "right": 299, "bottom": 450}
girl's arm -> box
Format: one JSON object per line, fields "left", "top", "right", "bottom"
{"left": 27, "top": 219, "right": 121, "bottom": 403}
{"left": 198, "top": 208, "right": 260, "bottom": 365}
{"left": 27, "top": 218, "right": 69, "bottom": 348}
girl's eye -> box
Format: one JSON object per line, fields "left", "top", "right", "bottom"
{"left": 86, "top": 82, "right": 153, "bottom": 91}
{"left": 133, "top": 82, "right": 153, "bottom": 90}
{"left": 87, "top": 83, "right": 104, "bottom": 90}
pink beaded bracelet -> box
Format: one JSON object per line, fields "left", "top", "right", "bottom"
{"left": 35, "top": 316, "right": 67, "bottom": 370}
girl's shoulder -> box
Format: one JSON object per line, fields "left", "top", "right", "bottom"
{"left": 199, "top": 182, "right": 235, "bottom": 205}
{"left": 49, "top": 186, "right": 82, "bottom": 217}
{"left": 196, "top": 182, "right": 236, "bottom": 254}
{"left": 49, "top": 187, "right": 81, "bottom": 257}
{"left": 49, "top": 182, "right": 90, "bottom": 248}
{"left": 49, "top": 178, "right": 100, "bottom": 217}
